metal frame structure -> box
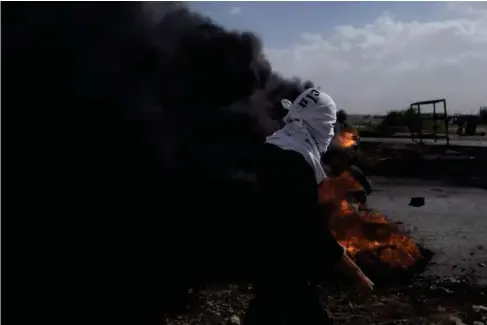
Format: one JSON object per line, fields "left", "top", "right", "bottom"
{"left": 409, "top": 99, "right": 450, "bottom": 146}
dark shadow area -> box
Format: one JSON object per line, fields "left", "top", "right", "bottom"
{"left": 5, "top": 3, "right": 482, "bottom": 325}
{"left": 2, "top": 3, "right": 350, "bottom": 325}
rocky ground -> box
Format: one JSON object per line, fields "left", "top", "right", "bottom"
{"left": 326, "top": 277, "right": 487, "bottom": 325}
{"left": 166, "top": 180, "right": 487, "bottom": 325}
{"left": 166, "top": 278, "right": 487, "bottom": 325}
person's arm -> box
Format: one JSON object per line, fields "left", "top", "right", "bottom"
{"left": 349, "top": 165, "right": 372, "bottom": 195}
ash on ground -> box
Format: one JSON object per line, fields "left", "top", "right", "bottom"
{"left": 166, "top": 278, "right": 487, "bottom": 325}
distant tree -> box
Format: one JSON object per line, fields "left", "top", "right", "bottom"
{"left": 376, "top": 109, "right": 421, "bottom": 136}
{"left": 480, "top": 107, "right": 487, "bottom": 124}
{"left": 381, "top": 110, "right": 403, "bottom": 126}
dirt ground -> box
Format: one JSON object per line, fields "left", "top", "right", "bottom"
{"left": 366, "top": 179, "right": 487, "bottom": 285}
{"left": 166, "top": 180, "right": 487, "bottom": 325}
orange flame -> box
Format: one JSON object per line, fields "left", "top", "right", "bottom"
{"left": 335, "top": 131, "right": 358, "bottom": 148}
{"left": 319, "top": 170, "right": 423, "bottom": 270}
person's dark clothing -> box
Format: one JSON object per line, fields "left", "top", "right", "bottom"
{"left": 244, "top": 284, "right": 333, "bottom": 325}
{"left": 245, "top": 143, "right": 344, "bottom": 325}
{"left": 349, "top": 165, "right": 372, "bottom": 195}
{"left": 256, "top": 143, "right": 345, "bottom": 280}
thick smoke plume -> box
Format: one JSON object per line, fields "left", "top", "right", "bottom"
{"left": 144, "top": 2, "right": 317, "bottom": 186}
{"left": 4, "top": 2, "right": 321, "bottom": 324}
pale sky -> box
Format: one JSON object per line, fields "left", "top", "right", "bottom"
{"left": 190, "top": 1, "right": 487, "bottom": 114}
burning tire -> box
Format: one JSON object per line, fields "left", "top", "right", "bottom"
{"left": 319, "top": 171, "right": 433, "bottom": 285}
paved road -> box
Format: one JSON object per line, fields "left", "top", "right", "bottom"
{"left": 366, "top": 178, "right": 487, "bottom": 284}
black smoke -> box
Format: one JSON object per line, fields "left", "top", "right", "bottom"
{"left": 145, "top": 3, "right": 317, "bottom": 187}
{"left": 3, "top": 2, "right": 322, "bottom": 324}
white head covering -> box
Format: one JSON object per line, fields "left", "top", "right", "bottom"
{"left": 266, "top": 88, "right": 337, "bottom": 184}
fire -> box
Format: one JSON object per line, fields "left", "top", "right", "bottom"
{"left": 318, "top": 128, "right": 424, "bottom": 270}
{"left": 319, "top": 171, "right": 423, "bottom": 270}
{"left": 335, "top": 130, "right": 359, "bottom": 148}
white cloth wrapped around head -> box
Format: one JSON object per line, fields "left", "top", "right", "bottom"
{"left": 266, "top": 88, "right": 338, "bottom": 184}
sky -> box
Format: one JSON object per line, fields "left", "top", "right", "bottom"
{"left": 188, "top": 1, "right": 487, "bottom": 114}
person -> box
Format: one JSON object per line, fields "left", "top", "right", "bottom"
{"left": 335, "top": 109, "right": 348, "bottom": 134}
{"left": 245, "top": 88, "right": 374, "bottom": 325}
{"left": 328, "top": 108, "right": 372, "bottom": 196}
{"left": 321, "top": 145, "right": 373, "bottom": 198}
{"left": 335, "top": 109, "right": 360, "bottom": 143}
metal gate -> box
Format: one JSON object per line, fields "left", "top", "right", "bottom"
{"left": 409, "top": 99, "right": 450, "bottom": 146}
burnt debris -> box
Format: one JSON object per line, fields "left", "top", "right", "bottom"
{"left": 409, "top": 197, "right": 426, "bottom": 207}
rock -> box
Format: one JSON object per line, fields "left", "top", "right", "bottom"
{"left": 428, "top": 314, "right": 466, "bottom": 325}
{"left": 393, "top": 320, "right": 407, "bottom": 324}
{"left": 473, "top": 322, "right": 484, "bottom": 325}
{"left": 479, "top": 263, "right": 486, "bottom": 268}
{"left": 448, "top": 315, "right": 467, "bottom": 325}
{"left": 473, "top": 305, "right": 487, "bottom": 313}
{"left": 229, "top": 315, "right": 240, "bottom": 325}
{"left": 409, "top": 197, "right": 425, "bottom": 207}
